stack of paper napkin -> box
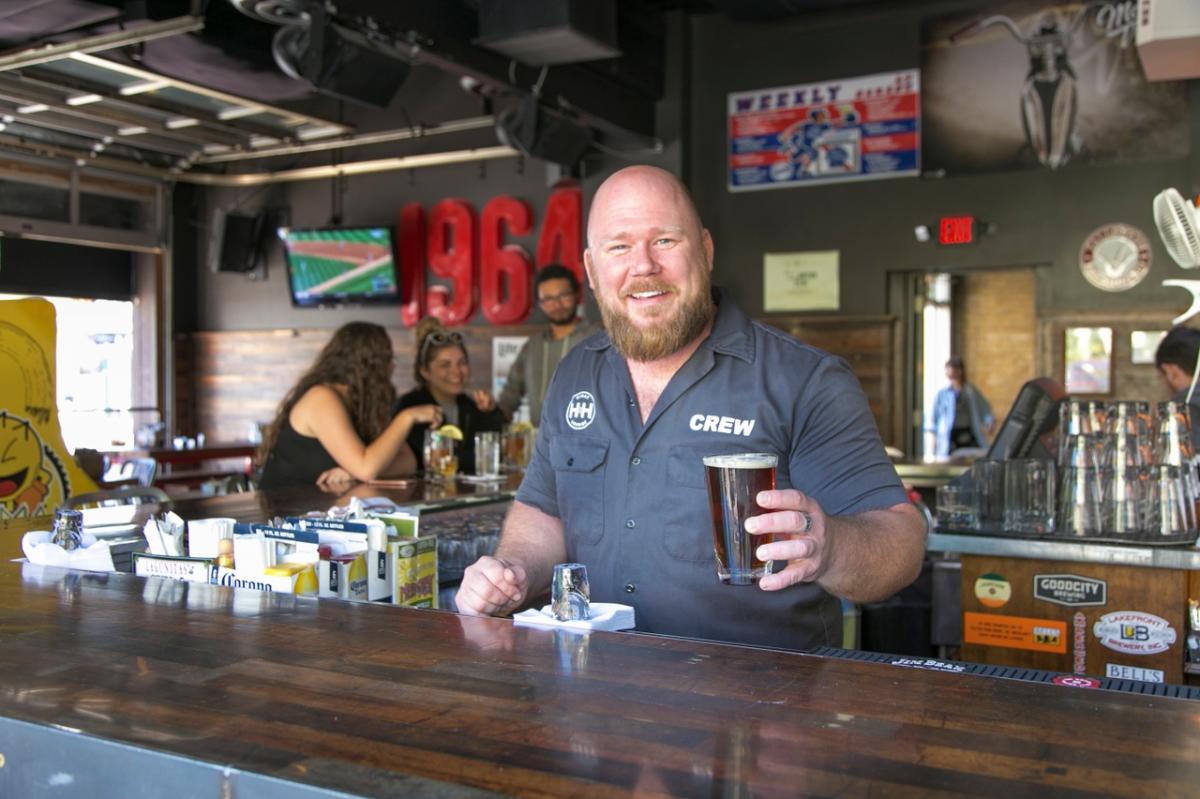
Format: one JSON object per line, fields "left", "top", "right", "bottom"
{"left": 21, "top": 531, "right": 115, "bottom": 572}
{"left": 513, "top": 603, "right": 635, "bottom": 632}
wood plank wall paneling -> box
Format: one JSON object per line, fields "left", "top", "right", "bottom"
{"left": 189, "top": 324, "right": 546, "bottom": 442}
{"left": 760, "top": 315, "right": 897, "bottom": 446}
{"left": 187, "top": 316, "right": 896, "bottom": 447}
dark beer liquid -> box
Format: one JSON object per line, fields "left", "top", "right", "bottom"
{"left": 704, "top": 456, "right": 777, "bottom": 585}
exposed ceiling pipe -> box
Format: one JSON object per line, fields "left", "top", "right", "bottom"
{"left": 0, "top": 17, "right": 206, "bottom": 72}
{"left": 176, "top": 144, "right": 520, "bottom": 185}
{"left": 0, "top": 132, "right": 520, "bottom": 186}
{"left": 198, "top": 115, "right": 495, "bottom": 163}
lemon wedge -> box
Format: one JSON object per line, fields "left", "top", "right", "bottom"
{"left": 510, "top": 421, "right": 534, "bottom": 433}
{"left": 436, "top": 424, "right": 464, "bottom": 441}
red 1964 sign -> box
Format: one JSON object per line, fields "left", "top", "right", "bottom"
{"left": 398, "top": 184, "right": 582, "bottom": 327}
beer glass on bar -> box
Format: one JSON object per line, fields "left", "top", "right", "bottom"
{"left": 703, "top": 453, "right": 778, "bottom": 585}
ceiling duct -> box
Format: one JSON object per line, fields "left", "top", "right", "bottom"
{"left": 475, "top": 0, "right": 620, "bottom": 65}
{"left": 278, "top": 15, "right": 410, "bottom": 108}
{"left": 495, "top": 95, "right": 593, "bottom": 169}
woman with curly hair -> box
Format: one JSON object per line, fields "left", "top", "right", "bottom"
{"left": 258, "top": 322, "right": 440, "bottom": 489}
{"left": 395, "top": 317, "right": 505, "bottom": 474}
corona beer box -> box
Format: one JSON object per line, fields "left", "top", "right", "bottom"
{"left": 212, "top": 563, "right": 318, "bottom": 595}
{"left": 367, "top": 546, "right": 393, "bottom": 601}
{"left": 318, "top": 553, "right": 368, "bottom": 600}
{"left": 390, "top": 534, "right": 437, "bottom": 608}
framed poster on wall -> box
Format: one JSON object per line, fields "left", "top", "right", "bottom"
{"left": 727, "top": 69, "right": 920, "bottom": 192}
{"left": 1064, "top": 326, "right": 1113, "bottom": 394}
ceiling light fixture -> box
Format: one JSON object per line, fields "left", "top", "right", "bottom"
{"left": 119, "top": 79, "right": 169, "bottom": 96}
{"left": 118, "top": 125, "right": 148, "bottom": 136}
{"left": 66, "top": 93, "right": 103, "bottom": 106}
{"left": 165, "top": 116, "right": 199, "bottom": 129}
{"left": 17, "top": 103, "right": 49, "bottom": 114}
{"left": 217, "top": 106, "right": 262, "bottom": 121}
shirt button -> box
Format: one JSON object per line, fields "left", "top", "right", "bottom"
{"left": 624, "top": 583, "right": 636, "bottom": 593}
{"left": 631, "top": 456, "right": 641, "bottom": 466}
{"left": 625, "top": 519, "right": 636, "bottom": 528}
{"left": 566, "top": 457, "right": 574, "bottom": 466}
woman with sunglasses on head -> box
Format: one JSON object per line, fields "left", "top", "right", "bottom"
{"left": 396, "top": 317, "right": 505, "bottom": 474}
{"left": 257, "top": 322, "right": 441, "bottom": 489}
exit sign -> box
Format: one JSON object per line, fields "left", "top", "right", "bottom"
{"left": 938, "top": 215, "right": 976, "bottom": 245}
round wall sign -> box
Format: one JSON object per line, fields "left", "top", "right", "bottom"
{"left": 1078, "top": 223, "right": 1152, "bottom": 292}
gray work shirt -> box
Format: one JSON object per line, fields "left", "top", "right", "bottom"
{"left": 516, "top": 290, "right": 908, "bottom": 650}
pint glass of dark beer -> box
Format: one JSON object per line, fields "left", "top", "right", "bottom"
{"left": 703, "top": 453, "right": 778, "bottom": 585}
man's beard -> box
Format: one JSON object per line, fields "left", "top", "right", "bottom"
{"left": 546, "top": 305, "right": 578, "bottom": 326}
{"left": 598, "top": 277, "right": 714, "bottom": 362}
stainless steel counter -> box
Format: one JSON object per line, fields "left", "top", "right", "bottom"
{"left": 928, "top": 531, "right": 1200, "bottom": 570}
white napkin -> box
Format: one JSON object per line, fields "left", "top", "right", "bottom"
{"left": 512, "top": 602, "right": 635, "bottom": 632}
{"left": 143, "top": 512, "right": 185, "bottom": 556}
{"left": 458, "top": 474, "right": 505, "bottom": 484}
{"left": 21, "top": 531, "right": 115, "bottom": 572}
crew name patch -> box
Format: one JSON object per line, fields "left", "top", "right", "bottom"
{"left": 689, "top": 414, "right": 756, "bottom": 436}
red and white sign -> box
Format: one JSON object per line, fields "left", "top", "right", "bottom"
{"left": 1093, "top": 611, "right": 1177, "bottom": 656}
{"left": 1052, "top": 675, "right": 1101, "bottom": 689}
{"left": 398, "top": 183, "right": 583, "bottom": 327}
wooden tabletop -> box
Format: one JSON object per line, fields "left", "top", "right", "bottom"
{"left": 1, "top": 558, "right": 1199, "bottom": 797}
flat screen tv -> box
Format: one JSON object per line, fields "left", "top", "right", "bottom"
{"left": 281, "top": 226, "right": 400, "bottom": 307}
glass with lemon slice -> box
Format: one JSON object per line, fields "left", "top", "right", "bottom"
{"left": 424, "top": 423, "right": 463, "bottom": 481}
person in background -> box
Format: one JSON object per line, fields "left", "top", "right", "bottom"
{"left": 1155, "top": 325, "right": 1200, "bottom": 450}
{"left": 396, "top": 318, "right": 505, "bottom": 474}
{"left": 497, "top": 264, "right": 597, "bottom": 426}
{"left": 455, "top": 165, "right": 925, "bottom": 651}
{"left": 257, "top": 322, "right": 440, "bottom": 489}
{"left": 930, "top": 356, "right": 995, "bottom": 456}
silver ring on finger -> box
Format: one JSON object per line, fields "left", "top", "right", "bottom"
{"left": 799, "top": 511, "right": 812, "bottom": 534}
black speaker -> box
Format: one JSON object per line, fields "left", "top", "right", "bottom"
{"left": 299, "top": 22, "right": 409, "bottom": 108}
{"left": 214, "top": 210, "right": 264, "bottom": 273}
{"left": 496, "top": 96, "right": 594, "bottom": 169}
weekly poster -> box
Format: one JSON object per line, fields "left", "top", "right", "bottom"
{"left": 727, "top": 69, "right": 920, "bottom": 192}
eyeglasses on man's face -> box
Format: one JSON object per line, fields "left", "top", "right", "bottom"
{"left": 537, "top": 290, "right": 576, "bottom": 306}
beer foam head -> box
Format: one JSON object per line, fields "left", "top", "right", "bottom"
{"left": 702, "top": 453, "right": 778, "bottom": 468}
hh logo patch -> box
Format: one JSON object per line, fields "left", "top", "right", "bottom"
{"left": 565, "top": 391, "right": 596, "bottom": 430}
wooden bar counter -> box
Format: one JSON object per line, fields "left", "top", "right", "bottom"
{"left": 3, "top": 553, "right": 1200, "bottom": 797}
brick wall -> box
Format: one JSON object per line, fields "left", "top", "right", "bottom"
{"left": 960, "top": 269, "right": 1036, "bottom": 430}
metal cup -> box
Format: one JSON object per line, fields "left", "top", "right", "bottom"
{"left": 50, "top": 508, "right": 84, "bottom": 551}
{"left": 551, "top": 563, "right": 590, "bottom": 621}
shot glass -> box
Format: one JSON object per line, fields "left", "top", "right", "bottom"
{"left": 935, "top": 484, "right": 975, "bottom": 531}
{"left": 1003, "top": 459, "right": 1055, "bottom": 535}
{"left": 702, "top": 453, "right": 778, "bottom": 585}
{"left": 551, "top": 562, "right": 590, "bottom": 621}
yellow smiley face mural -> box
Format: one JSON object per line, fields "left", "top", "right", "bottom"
{"left": 0, "top": 412, "right": 52, "bottom": 516}
{"left": 0, "top": 298, "right": 97, "bottom": 520}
